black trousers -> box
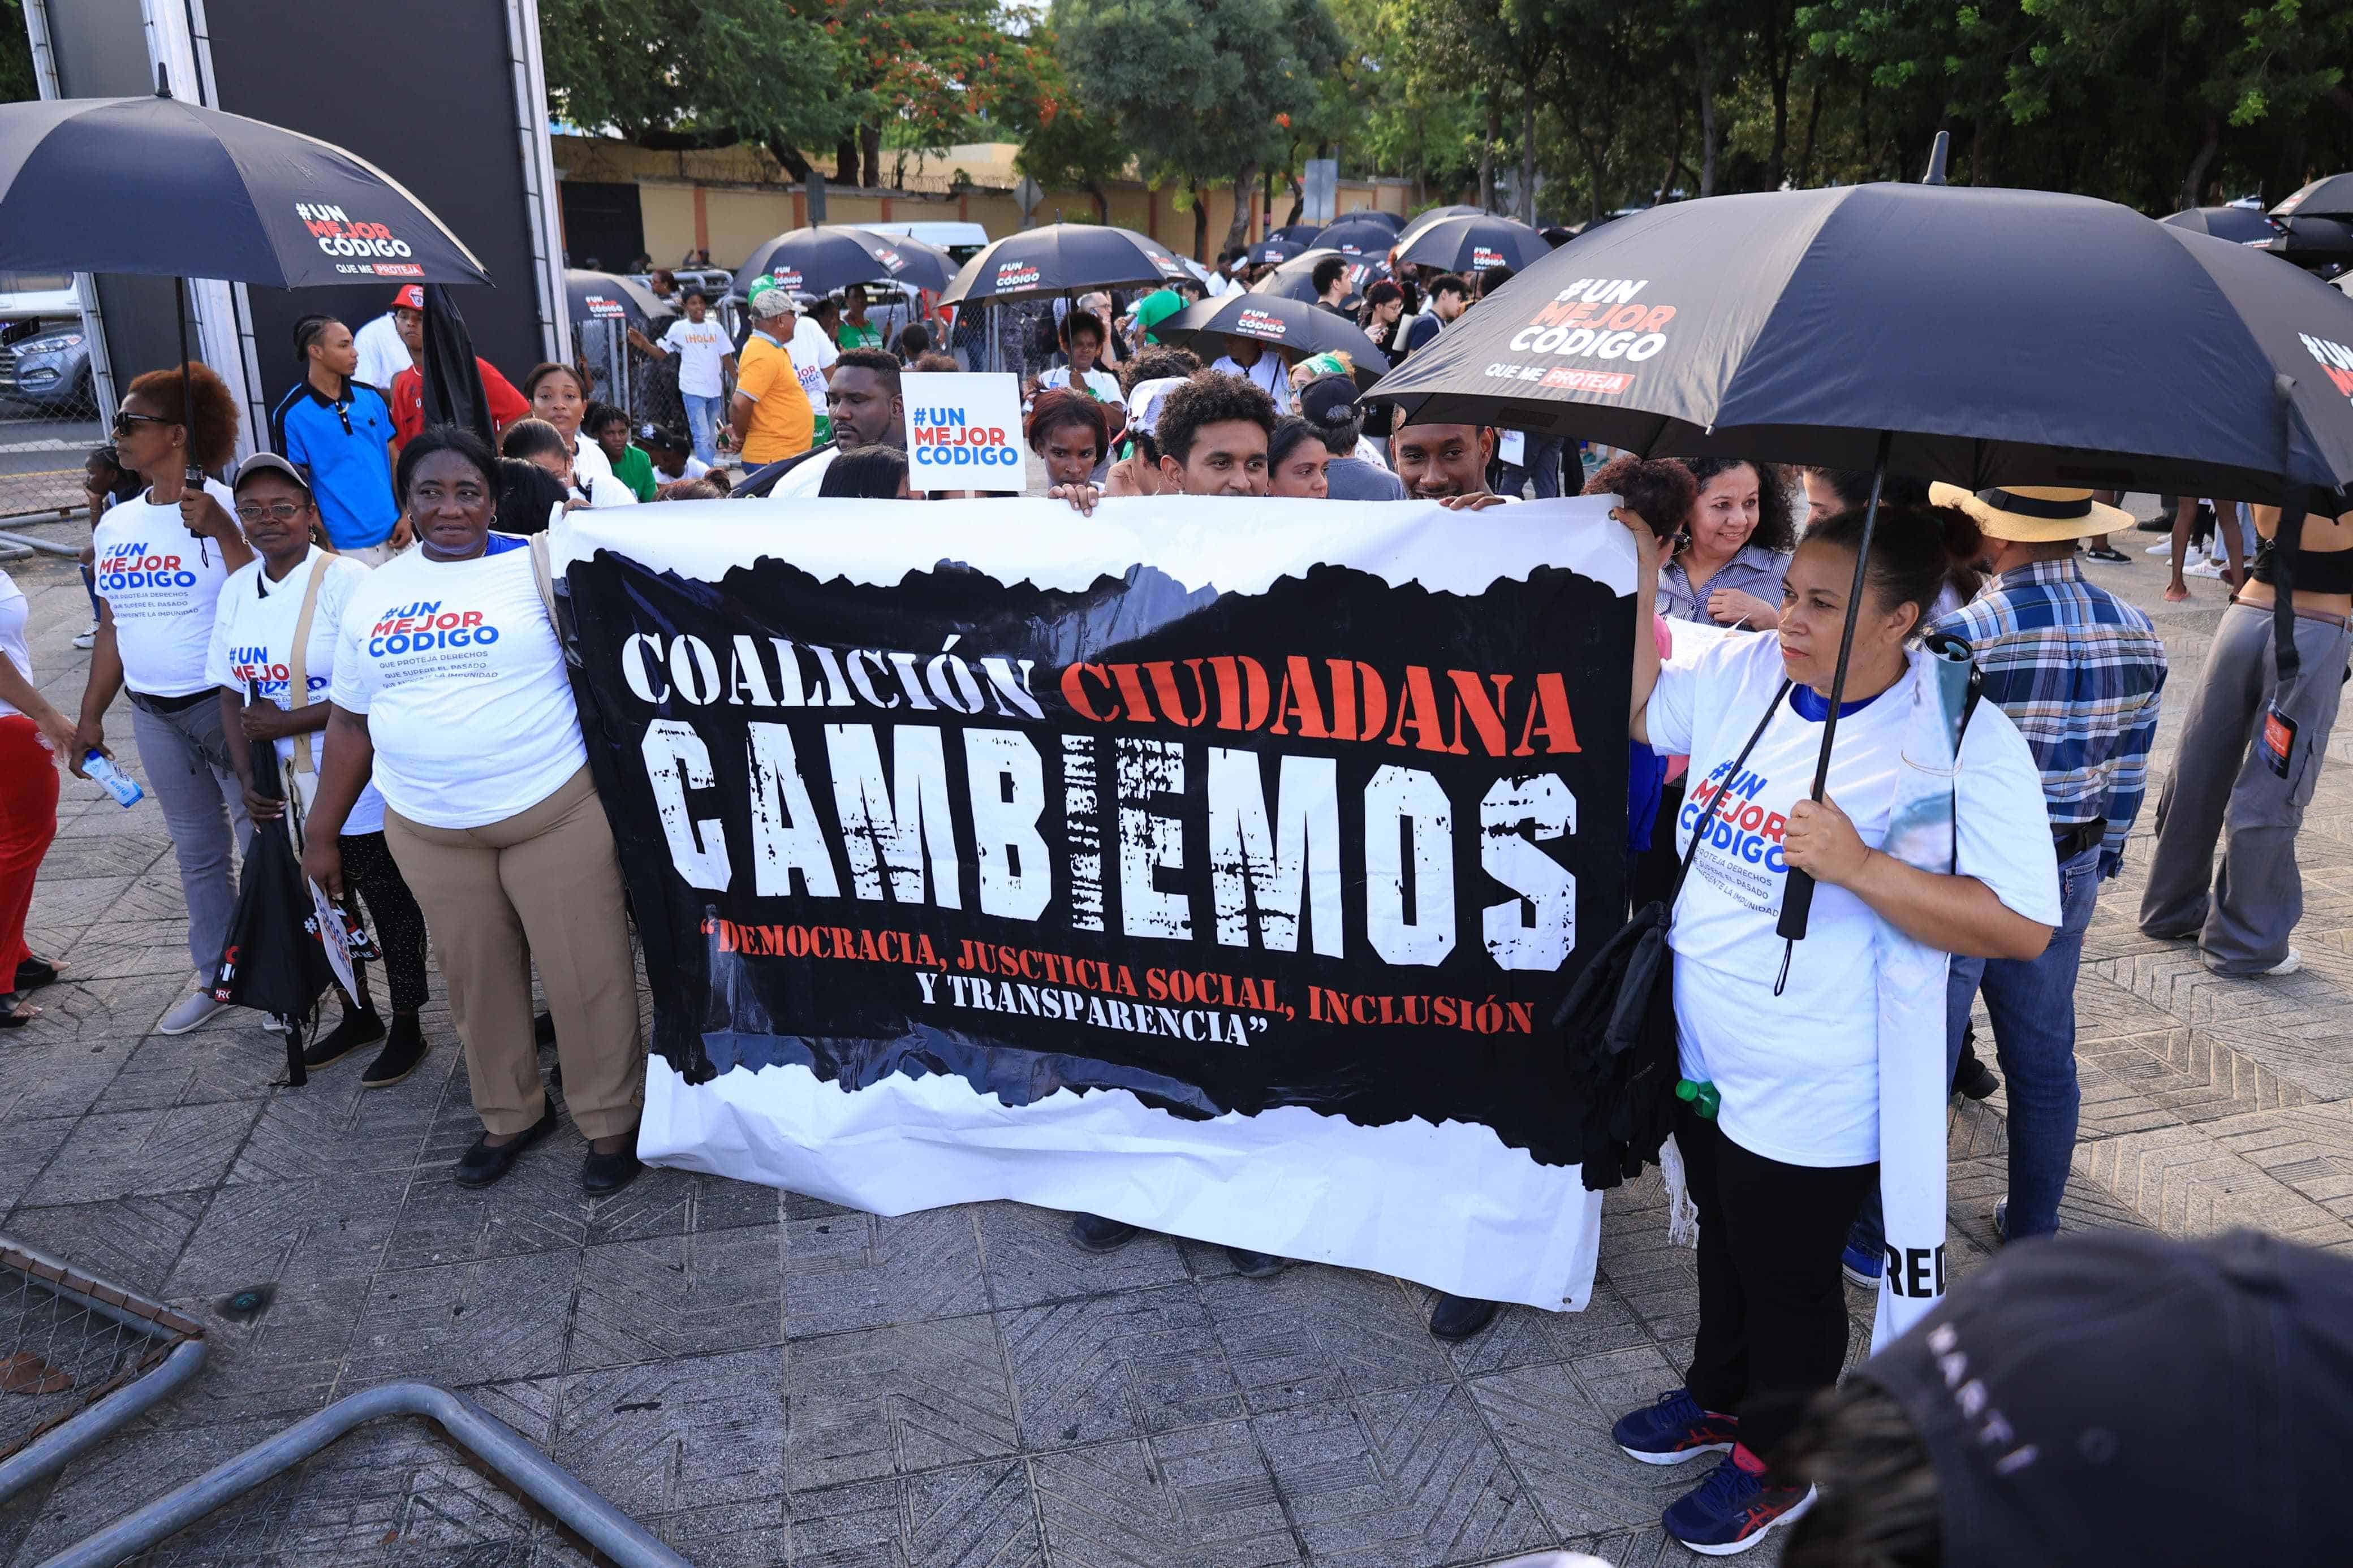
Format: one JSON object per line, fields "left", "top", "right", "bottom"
{"left": 1627, "top": 783, "right": 1686, "bottom": 913}
{"left": 1678, "top": 1101, "right": 1876, "bottom": 1458}
{"left": 340, "top": 829, "right": 429, "bottom": 1013}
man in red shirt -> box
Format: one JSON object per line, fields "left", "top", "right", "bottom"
{"left": 384, "top": 285, "right": 529, "bottom": 447}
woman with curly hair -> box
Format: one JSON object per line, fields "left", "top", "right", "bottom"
{"left": 73, "top": 361, "right": 255, "bottom": 1034}
{"left": 1658, "top": 457, "right": 1799, "bottom": 630}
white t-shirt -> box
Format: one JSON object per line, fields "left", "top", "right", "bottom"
{"left": 658, "top": 455, "right": 712, "bottom": 482}
{"left": 1035, "top": 365, "right": 1124, "bottom": 407}
{"left": 770, "top": 447, "right": 838, "bottom": 499}
{"left": 328, "top": 535, "right": 586, "bottom": 830}
{"left": 662, "top": 316, "right": 734, "bottom": 399}
{"left": 1212, "top": 352, "right": 1294, "bottom": 413}
{"left": 353, "top": 313, "right": 410, "bottom": 395}
{"left": 1645, "top": 632, "right": 2061, "bottom": 1167}
{"left": 569, "top": 435, "right": 614, "bottom": 487}
{"left": 571, "top": 469, "right": 639, "bottom": 509}
{"left": 788, "top": 318, "right": 838, "bottom": 422}
{"left": 206, "top": 548, "right": 386, "bottom": 835}
{"left": 91, "top": 480, "right": 240, "bottom": 697}
{"left": 0, "top": 569, "right": 28, "bottom": 719}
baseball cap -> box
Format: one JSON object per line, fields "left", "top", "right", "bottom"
{"left": 1854, "top": 1228, "right": 2353, "bottom": 1567}
{"left": 233, "top": 452, "right": 312, "bottom": 493}
{"left": 1124, "top": 376, "right": 1189, "bottom": 437}
{"left": 747, "top": 273, "right": 796, "bottom": 318}
{"left": 390, "top": 284, "right": 425, "bottom": 311}
{"left": 1297, "top": 372, "right": 1360, "bottom": 429}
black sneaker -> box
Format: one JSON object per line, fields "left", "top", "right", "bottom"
{"left": 1070, "top": 1212, "right": 1141, "bottom": 1251}
{"left": 1953, "top": 1050, "right": 2001, "bottom": 1102}
{"left": 1225, "top": 1247, "right": 1285, "bottom": 1278}
{"left": 1427, "top": 1293, "right": 1500, "bottom": 1341}
{"left": 359, "top": 1014, "right": 428, "bottom": 1088}
{"left": 2085, "top": 545, "right": 2130, "bottom": 564}
{"left": 303, "top": 1009, "right": 385, "bottom": 1069}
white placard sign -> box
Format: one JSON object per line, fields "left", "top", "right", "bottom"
{"left": 902, "top": 372, "right": 1028, "bottom": 493}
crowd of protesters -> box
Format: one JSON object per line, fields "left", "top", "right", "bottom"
{"left": 4, "top": 214, "right": 2349, "bottom": 1567}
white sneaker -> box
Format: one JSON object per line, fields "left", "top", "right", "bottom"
{"left": 2184, "top": 556, "right": 2226, "bottom": 578}
{"left": 160, "top": 983, "right": 226, "bottom": 1035}
{"left": 2205, "top": 947, "right": 2300, "bottom": 977}
{"left": 2144, "top": 539, "right": 2173, "bottom": 556}
{"left": 72, "top": 621, "right": 96, "bottom": 650}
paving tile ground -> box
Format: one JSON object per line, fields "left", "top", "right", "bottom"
{"left": 5, "top": 507, "right": 2350, "bottom": 1567}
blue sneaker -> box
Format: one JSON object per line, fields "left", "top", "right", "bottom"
{"left": 1841, "top": 1240, "right": 1883, "bottom": 1289}
{"left": 1662, "top": 1447, "right": 1816, "bottom": 1556}
{"left": 1611, "top": 1388, "right": 1738, "bottom": 1466}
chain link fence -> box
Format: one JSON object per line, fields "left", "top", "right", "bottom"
{"left": 0, "top": 293, "right": 107, "bottom": 526}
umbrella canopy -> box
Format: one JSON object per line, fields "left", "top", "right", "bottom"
{"left": 419, "top": 283, "right": 494, "bottom": 445}
{"left": 0, "top": 89, "right": 490, "bottom": 287}
{"left": 940, "top": 223, "right": 1190, "bottom": 305}
{"left": 566, "top": 269, "right": 669, "bottom": 330}
{"left": 2254, "top": 215, "right": 2353, "bottom": 276}
{"left": 1342, "top": 208, "right": 1405, "bottom": 230}
{"left": 1396, "top": 204, "right": 1488, "bottom": 249}
{"left": 731, "top": 225, "right": 957, "bottom": 300}
{"left": 2276, "top": 175, "right": 2353, "bottom": 221}
{"left": 1313, "top": 215, "right": 1402, "bottom": 257}
{"left": 1367, "top": 180, "right": 2353, "bottom": 509}
{"left": 1250, "top": 247, "right": 1393, "bottom": 308}
{"left": 1158, "top": 293, "right": 1390, "bottom": 389}
{"left": 1249, "top": 236, "right": 1307, "bottom": 266}
{"left": 1265, "top": 223, "right": 1324, "bottom": 247}
{"left": 2161, "top": 205, "right": 2279, "bottom": 245}
{"left": 1395, "top": 214, "right": 1553, "bottom": 275}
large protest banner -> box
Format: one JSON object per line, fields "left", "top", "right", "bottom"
{"left": 555, "top": 497, "right": 1636, "bottom": 1310}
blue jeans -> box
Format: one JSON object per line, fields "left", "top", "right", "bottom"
{"left": 1849, "top": 844, "right": 2098, "bottom": 1252}
{"left": 682, "top": 392, "right": 725, "bottom": 466}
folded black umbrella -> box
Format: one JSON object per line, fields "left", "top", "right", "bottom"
{"left": 940, "top": 223, "right": 1190, "bottom": 305}
{"left": 419, "top": 283, "right": 494, "bottom": 444}
{"left": 1394, "top": 214, "right": 1553, "bottom": 275}
{"left": 733, "top": 226, "right": 957, "bottom": 300}
{"left": 1160, "top": 292, "right": 1389, "bottom": 388}
{"left": 209, "top": 706, "right": 334, "bottom": 1086}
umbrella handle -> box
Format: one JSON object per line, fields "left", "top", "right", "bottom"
{"left": 1776, "top": 871, "right": 1817, "bottom": 940}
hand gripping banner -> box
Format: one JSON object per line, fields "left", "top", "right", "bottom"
{"left": 556, "top": 496, "right": 1636, "bottom": 1310}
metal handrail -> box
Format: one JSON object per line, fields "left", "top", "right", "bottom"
{"left": 32, "top": 1380, "right": 694, "bottom": 1568}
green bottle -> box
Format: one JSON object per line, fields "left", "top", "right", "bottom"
{"left": 1675, "top": 1078, "right": 1721, "bottom": 1119}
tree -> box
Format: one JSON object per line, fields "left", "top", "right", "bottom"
{"left": 1007, "top": 44, "right": 1135, "bottom": 222}
{"left": 538, "top": 0, "right": 852, "bottom": 181}
{"left": 818, "top": 0, "right": 1057, "bottom": 186}
{"left": 0, "top": 1, "right": 35, "bottom": 105}
{"left": 1052, "top": 0, "right": 1343, "bottom": 258}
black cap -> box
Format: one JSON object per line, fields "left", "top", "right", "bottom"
{"left": 1297, "top": 372, "right": 1359, "bottom": 429}
{"left": 1855, "top": 1228, "right": 2353, "bottom": 1568}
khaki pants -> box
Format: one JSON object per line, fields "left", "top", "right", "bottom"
{"left": 384, "top": 767, "right": 644, "bottom": 1139}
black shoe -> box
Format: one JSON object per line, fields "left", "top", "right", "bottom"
{"left": 14, "top": 956, "right": 63, "bottom": 992}
{"left": 2085, "top": 545, "right": 2130, "bottom": 564}
{"left": 1225, "top": 1247, "right": 1284, "bottom": 1278}
{"left": 1071, "top": 1212, "right": 1141, "bottom": 1252}
{"left": 1953, "top": 1052, "right": 2001, "bottom": 1101}
{"left": 581, "top": 1138, "right": 642, "bottom": 1194}
{"left": 358, "top": 1014, "right": 428, "bottom": 1088}
{"left": 454, "top": 1103, "right": 557, "bottom": 1188}
{"left": 1428, "top": 1293, "right": 1501, "bottom": 1342}
{"left": 303, "top": 1009, "right": 386, "bottom": 1070}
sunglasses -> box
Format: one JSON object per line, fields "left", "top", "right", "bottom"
{"left": 111, "top": 411, "right": 174, "bottom": 436}
{"left": 235, "top": 500, "right": 309, "bottom": 524}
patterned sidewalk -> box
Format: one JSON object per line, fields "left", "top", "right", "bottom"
{"left": 1, "top": 515, "right": 2347, "bottom": 1568}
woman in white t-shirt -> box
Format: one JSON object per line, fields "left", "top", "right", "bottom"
{"left": 209, "top": 454, "right": 431, "bottom": 1087}
{"left": 520, "top": 362, "right": 616, "bottom": 493}
{"left": 0, "top": 566, "right": 77, "bottom": 1027}
{"left": 1028, "top": 310, "right": 1128, "bottom": 447}
{"left": 1602, "top": 502, "right": 2060, "bottom": 1554}
{"left": 72, "top": 362, "right": 256, "bottom": 1035}
{"left": 301, "top": 428, "right": 644, "bottom": 1196}
{"left": 498, "top": 418, "right": 635, "bottom": 510}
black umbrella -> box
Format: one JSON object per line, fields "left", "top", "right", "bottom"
{"left": 419, "top": 283, "right": 494, "bottom": 444}
{"left": 566, "top": 269, "right": 667, "bottom": 330}
{"left": 1343, "top": 208, "right": 1405, "bottom": 230}
{"left": 2277, "top": 175, "right": 2353, "bottom": 221}
{"left": 1369, "top": 150, "right": 2353, "bottom": 936}
{"left": 2255, "top": 216, "right": 2353, "bottom": 277}
{"left": 1250, "top": 247, "right": 1393, "bottom": 308}
{"left": 1159, "top": 293, "right": 1390, "bottom": 389}
{"left": 209, "top": 696, "right": 337, "bottom": 1086}
{"left": 1249, "top": 236, "right": 1308, "bottom": 266}
{"left": 732, "top": 225, "right": 957, "bottom": 300}
{"left": 1396, "top": 204, "right": 1488, "bottom": 248}
{"left": 1395, "top": 214, "right": 1553, "bottom": 275}
{"left": 2161, "top": 205, "right": 2279, "bottom": 245}
{"left": 1313, "top": 216, "right": 1402, "bottom": 257}
{"left": 1265, "top": 223, "right": 1324, "bottom": 247}
{"left": 939, "top": 223, "right": 1190, "bottom": 305}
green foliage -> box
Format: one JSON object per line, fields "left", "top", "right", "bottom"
{"left": 0, "top": 1, "right": 35, "bottom": 105}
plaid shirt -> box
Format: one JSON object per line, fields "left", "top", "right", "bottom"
{"left": 1928, "top": 557, "right": 2167, "bottom": 878}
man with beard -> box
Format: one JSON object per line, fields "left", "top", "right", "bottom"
{"left": 735, "top": 349, "right": 904, "bottom": 499}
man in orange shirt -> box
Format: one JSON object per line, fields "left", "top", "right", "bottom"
{"left": 385, "top": 286, "right": 529, "bottom": 447}
{"left": 729, "top": 275, "right": 815, "bottom": 467}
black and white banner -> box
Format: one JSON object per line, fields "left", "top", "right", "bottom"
{"left": 557, "top": 497, "right": 1635, "bottom": 1310}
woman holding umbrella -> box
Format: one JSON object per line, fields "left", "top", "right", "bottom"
{"left": 73, "top": 363, "right": 255, "bottom": 1036}
{"left": 301, "top": 428, "right": 645, "bottom": 1193}
{"left": 1611, "top": 501, "right": 2060, "bottom": 1555}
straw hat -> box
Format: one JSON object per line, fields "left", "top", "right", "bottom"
{"left": 1929, "top": 483, "right": 2135, "bottom": 543}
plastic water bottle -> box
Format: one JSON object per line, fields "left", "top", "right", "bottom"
{"left": 83, "top": 751, "right": 144, "bottom": 808}
{"left": 1675, "top": 1078, "right": 1721, "bottom": 1120}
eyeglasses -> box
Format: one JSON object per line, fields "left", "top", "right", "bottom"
{"left": 235, "top": 500, "right": 308, "bottom": 524}
{"left": 111, "top": 411, "right": 173, "bottom": 436}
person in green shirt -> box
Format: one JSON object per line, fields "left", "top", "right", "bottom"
{"left": 1129, "top": 288, "right": 1186, "bottom": 350}
{"left": 836, "top": 284, "right": 885, "bottom": 351}
{"left": 588, "top": 401, "right": 658, "bottom": 502}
